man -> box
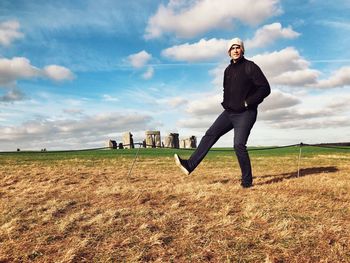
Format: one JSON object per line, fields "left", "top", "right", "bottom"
{"left": 174, "top": 37, "right": 270, "bottom": 188}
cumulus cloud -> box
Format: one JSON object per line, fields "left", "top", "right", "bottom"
{"left": 0, "top": 57, "right": 40, "bottom": 87}
{"left": 0, "top": 20, "right": 24, "bottom": 46}
{"left": 314, "top": 66, "right": 350, "bottom": 88}
{"left": 250, "top": 47, "right": 320, "bottom": 86}
{"left": 0, "top": 88, "right": 26, "bottom": 103}
{"left": 245, "top": 23, "right": 300, "bottom": 49}
{"left": 43, "top": 65, "right": 75, "bottom": 81}
{"left": 145, "top": 0, "right": 282, "bottom": 39}
{"left": 260, "top": 89, "right": 301, "bottom": 111}
{"left": 128, "top": 50, "right": 152, "bottom": 68}
{"left": 251, "top": 47, "right": 310, "bottom": 77}
{"left": 0, "top": 57, "right": 74, "bottom": 87}
{"left": 162, "top": 38, "right": 229, "bottom": 62}
{"left": 127, "top": 51, "right": 154, "bottom": 80}
{"left": 259, "top": 89, "right": 350, "bottom": 130}
{"left": 250, "top": 48, "right": 350, "bottom": 88}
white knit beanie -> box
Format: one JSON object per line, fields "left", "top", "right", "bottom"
{"left": 227, "top": 38, "right": 245, "bottom": 54}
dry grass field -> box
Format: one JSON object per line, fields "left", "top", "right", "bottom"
{"left": 1, "top": 147, "right": 350, "bottom": 262}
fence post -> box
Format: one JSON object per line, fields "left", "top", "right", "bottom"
{"left": 297, "top": 142, "right": 303, "bottom": 177}
{"left": 127, "top": 143, "right": 142, "bottom": 177}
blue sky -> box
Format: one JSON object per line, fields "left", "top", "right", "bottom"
{"left": 1, "top": 0, "right": 350, "bottom": 151}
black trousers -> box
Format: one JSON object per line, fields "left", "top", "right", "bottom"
{"left": 187, "top": 109, "right": 257, "bottom": 185}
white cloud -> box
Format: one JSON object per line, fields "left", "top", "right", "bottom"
{"left": 259, "top": 89, "right": 350, "bottom": 130}
{"left": 0, "top": 20, "right": 24, "bottom": 46}
{"left": 245, "top": 23, "right": 300, "bottom": 49}
{"left": 186, "top": 93, "right": 222, "bottom": 116}
{"left": 251, "top": 49, "right": 350, "bottom": 88}
{"left": 145, "top": 0, "right": 282, "bottom": 39}
{"left": 0, "top": 57, "right": 74, "bottom": 87}
{"left": 314, "top": 66, "right": 350, "bottom": 88}
{"left": 142, "top": 66, "right": 154, "bottom": 79}
{"left": 260, "top": 89, "right": 300, "bottom": 111}
{"left": 250, "top": 47, "right": 320, "bottom": 86}
{"left": 43, "top": 65, "right": 75, "bottom": 82}
{"left": 162, "top": 38, "right": 229, "bottom": 62}
{"left": 127, "top": 51, "right": 154, "bottom": 79}
{"left": 0, "top": 57, "right": 40, "bottom": 86}
{"left": 128, "top": 50, "right": 152, "bottom": 68}
{"left": 272, "top": 69, "right": 320, "bottom": 86}
{"left": 251, "top": 47, "right": 310, "bottom": 78}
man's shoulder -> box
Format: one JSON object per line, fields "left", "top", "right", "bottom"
{"left": 243, "top": 58, "right": 257, "bottom": 66}
{"left": 242, "top": 58, "right": 257, "bottom": 75}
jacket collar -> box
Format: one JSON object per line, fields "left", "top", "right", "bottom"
{"left": 230, "top": 56, "right": 245, "bottom": 65}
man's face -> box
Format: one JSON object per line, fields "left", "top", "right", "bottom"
{"left": 229, "top": 45, "right": 243, "bottom": 61}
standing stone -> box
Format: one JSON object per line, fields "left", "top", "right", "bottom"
{"left": 123, "top": 132, "right": 134, "bottom": 149}
{"left": 164, "top": 133, "right": 179, "bottom": 148}
{"left": 164, "top": 135, "right": 173, "bottom": 148}
{"left": 145, "top": 133, "right": 154, "bottom": 148}
{"left": 190, "top": 136, "right": 197, "bottom": 148}
{"left": 155, "top": 133, "right": 161, "bottom": 148}
{"left": 145, "top": 131, "right": 161, "bottom": 148}
{"left": 180, "top": 136, "right": 197, "bottom": 148}
{"left": 108, "top": 140, "right": 117, "bottom": 149}
{"left": 172, "top": 133, "right": 179, "bottom": 149}
{"left": 180, "top": 139, "right": 186, "bottom": 149}
{"left": 184, "top": 138, "right": 191, "bottom": 148}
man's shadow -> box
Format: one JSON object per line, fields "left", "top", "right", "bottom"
{"left": 255, "top": 166, "right": 338, "bottom": 186}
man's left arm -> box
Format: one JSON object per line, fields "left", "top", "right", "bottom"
{"left": 245, "top": 64, "right": 270, "bottom": 106}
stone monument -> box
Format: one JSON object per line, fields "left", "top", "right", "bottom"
{"left": 164, "top": 133, "right": 179, "bottom": 148}
{"left": 122, "top": 132, "right": 134, "bottom": 149}
{"left": 108, "top": 140, "right": 117, "bottom": 149}
{"left": 145, "top": 131, "right": 161, "bottom": 148}
{"left": 180, "top": 136, "right": 197, "bottom": 149}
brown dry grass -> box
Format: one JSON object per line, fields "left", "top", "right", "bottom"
{"left": 1, "top": 152, "right": 350, "bottom": 262}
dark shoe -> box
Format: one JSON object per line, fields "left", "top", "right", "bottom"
{"left": 174, "top": 154, "right": 191, "bottom": 175}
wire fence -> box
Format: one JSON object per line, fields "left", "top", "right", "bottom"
{"left": 1, "top": 142, "right": 349, "bottom": 179}
{"left": 1, "top": 142, "right": 349, "bottom": 154}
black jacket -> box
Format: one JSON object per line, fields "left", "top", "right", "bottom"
{"left": 222, "top": 57, "right": 270, "bottom": 113}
